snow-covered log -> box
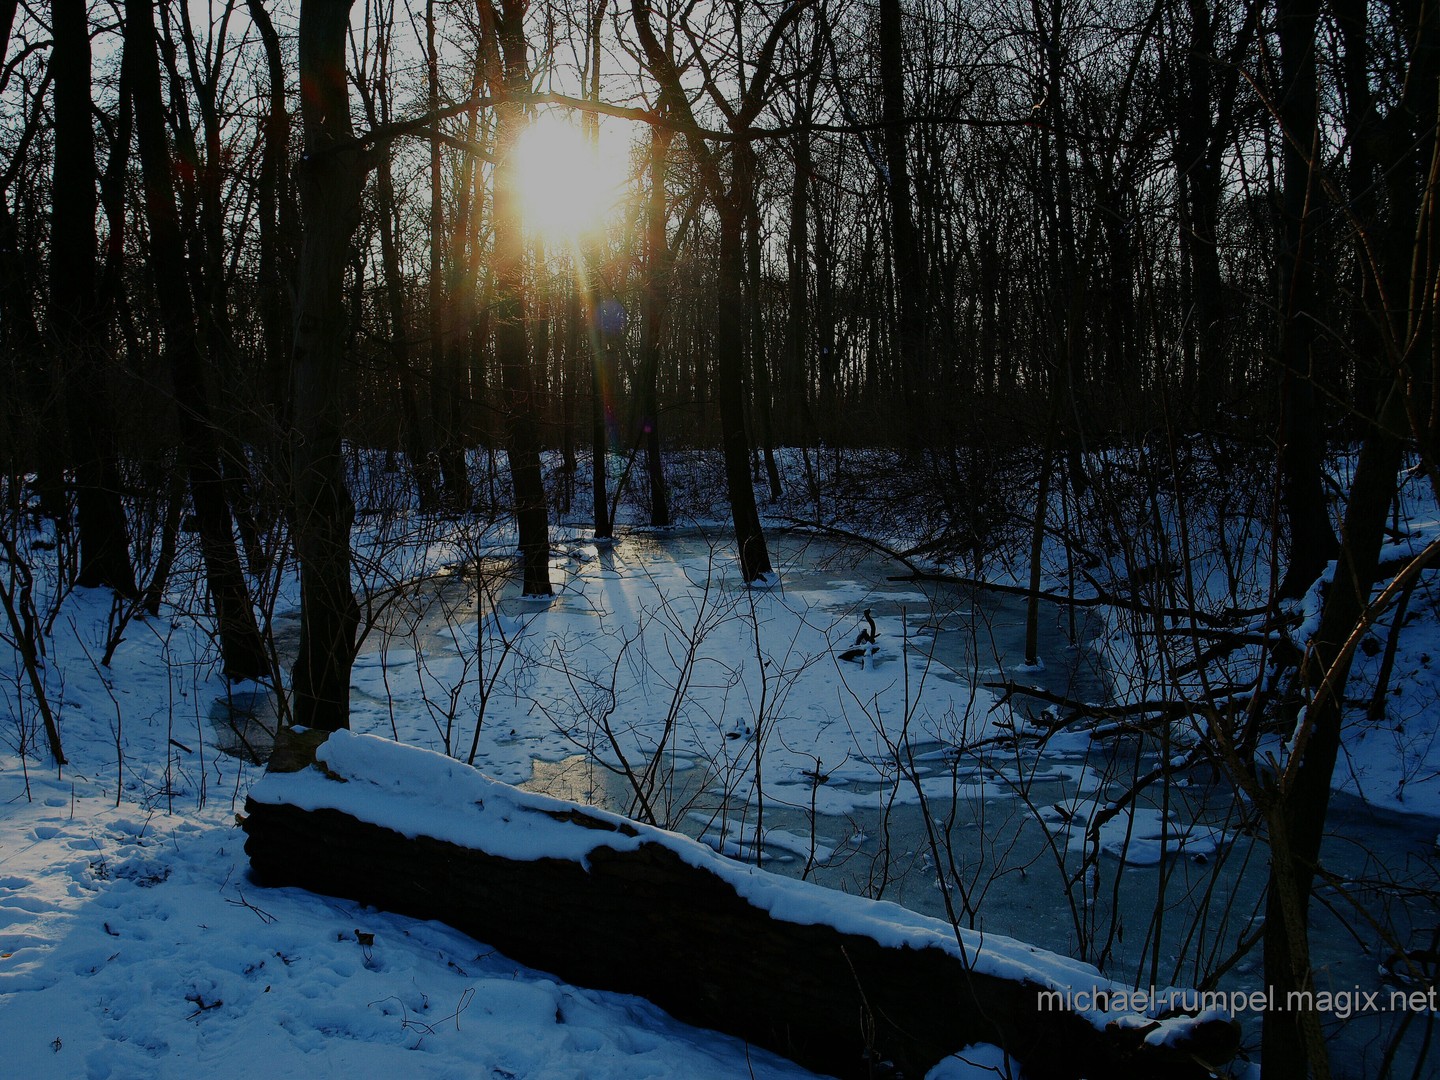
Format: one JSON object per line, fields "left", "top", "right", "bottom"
{"left": 242, "top": 730, "right": 1238, "bottom": 1080}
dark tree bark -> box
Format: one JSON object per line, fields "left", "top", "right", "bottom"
{"left": 878, "top": 0, "right": 929, "bottom": 443}
{"left": 784, "top": 50, "right": 822, "bottom": 443}
{"left": 578, "top": 0, "right": 613, "bottom": 541}
{"left": 584, "top": 0, "right": 613, "bottom": 541}
{"left": 246, "top": 0, "right": 297, "bottom": 436}
{"left": 1172, "top": 0, "right": 1255, "bottom": 408}
{"left": 355, "top": 34, "right": 439, "bottom": 512}
{"left": 0, "top": 0, "right": 13, "bottom": 77}
{"left": 49, "top": 0, "right": 137, "bottom": 597}
{"left": 376, "top": 151, "right": 440, "bottom": 511}
{"left": 445, "top": 80, "right": 490, "bottom": 508}
{"left": 591, "top": 306, "right": 614, "bottom": 539}
{"left": 427, "top": 0, "right": 470, "bottom": 513}
{"left": 812, "top": 172, "right": 838, "bottom": 425}
{"left": 125, "top": 0, "right": 268, "bottom": 679}
{"left": 1275, "top": 0, "right": 1338, "bottom": 600}
{"left": 95, "top": 27, "right": 132, "bottom": 354}
{"left": 480, "top": 0, "right": 552, "bottom": 595}
{"left": 717, "top": 180, "right": 773, "bottom": 579}
{"left": 1032, "top": 0, "right": 1087, "bottom": 494}
{"left": 140, "top": 465, "right": 185, "bottom": 618}
{"left": 1260, "top": 6, "right": 1440, "bottom": 1073}
{"left": 289, "top": 0, "right": 364, "bottom": 730}
{"left": 0, "top": 191, "right": 44, "bottom": 469}
{"left": 170, "top": 0, "right": 264, "bottom": 572}
{"left": 560, "top": 279, "right": 580, "bottom": 513}
{"left": 1262, "top": 393, "right": 1404, "bottom": 1079}
{"left": 630, "top": 0, "right": 813, "bottom": 582}
{"left": 639, "top": 122, "right": 673, "bottom": 527}
{"left": 0, "top": 44, "right": 53, "bottom": 495}
{"left": 977, "top": 220, "right": 999, "bottom": 394}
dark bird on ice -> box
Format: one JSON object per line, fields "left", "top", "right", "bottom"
{"left": 839, "top": 608, "right": 879, "bottom": 664}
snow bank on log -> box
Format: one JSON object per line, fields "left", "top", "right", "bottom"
{"left": 250, "top": 730, "right": 1227, "bottom": 1046}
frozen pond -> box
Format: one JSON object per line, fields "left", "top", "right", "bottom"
{"left": 246, "top": 524, "right": 1439, "bottom": 1076}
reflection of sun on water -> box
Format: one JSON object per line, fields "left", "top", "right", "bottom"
{"left": 512, "top": 112, "right": 630, "bottom": 244}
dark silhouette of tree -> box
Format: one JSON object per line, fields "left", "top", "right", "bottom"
{"left": 354, "top": 14, "right": 440, "bottom": 512}
{"left": 639, "top": 120, "right": 674, "bottom": 526}
{"left": 1257, "top": 2, "right": 1440, "bottom": 1073}
{"left": 124, "top": 0, "right": 268, "bottom": 680}
{"left": 49, "top": 0, "right": 137, "bottom": 597}
{"left": 246, "top": 0, "right": 298, "bottom": 445}
{"left": 288, "top": 0, "right": 366, "bottom": 730}
{"left": 1274, "top": 0, "right": 1337, "bottom": 600}
{"left": 630, "top": 0, "right": 815, "bottom": 582}
{"left": 878, "top": 0, "right": 929, "bottom": 446}
{"left": 478, "top": 0, "right": 553, "bottom": 596}
{"left": 427, "top": 0, "right": 472, "bottom": 513}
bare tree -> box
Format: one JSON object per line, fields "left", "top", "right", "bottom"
{"left": 478, "top": 0, "right": 553, "bottom": 596}
{"left": 630, "top": 0, "right": 815, "bottom": 581}
{"left": 289, "top": 0, "right": 366, "bottom": 729}
{"left": 49, "top": 0, "right": 137, "bottom": 597}
{"left": 124, "top": 0, "right": 268, "bottom": 680}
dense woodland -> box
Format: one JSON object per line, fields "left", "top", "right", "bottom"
{"left": 2, "top": 0, "right": 1439, "bottom": 1075}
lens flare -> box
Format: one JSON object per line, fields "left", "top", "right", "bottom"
{"left": 512, "top": 112, "right": 629, "bottom": 244}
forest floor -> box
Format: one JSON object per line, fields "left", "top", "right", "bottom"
{"left": 1, "top": 445, "right": 1438, "bottom": 1077}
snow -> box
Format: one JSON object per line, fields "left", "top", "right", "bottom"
{"left": 336, "top": 523, "right": 1013, "bottom": 826}
{"left": 0, "top": 478, "right": 1033, "bottom": 1079}
{"left": 1047, "top": 804, "right": 1230, "bottom": 867}
{"left": 1073, "top": 455, "right": 1440, "bottom": 821}
{"left": 5, "top": 443, "right": 1440, "bottom": 1076}
{"left": 252, "top": 730, "right": 1232, "bottom": 1041}
{"left": 0, "top": 597, "right": 834, "bottom": 1078}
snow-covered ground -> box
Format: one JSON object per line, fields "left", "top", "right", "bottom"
{"left": 0, "top": 461, "right": 1028, "bottom": 1079}
{"left": 1, "top": 588, "right": 975, "bottom": 1079}
{"left": 3, "top": 445, "right": 1438, "bottom": 1077}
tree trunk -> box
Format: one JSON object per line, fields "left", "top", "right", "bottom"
{"left": 357, "top": 39, "right": 439, "bottom": 512}
{"left": 1262, "top": 390, "right": 1404, "bottom": 1079}
{"left": 1024, "top": 422, "right": 1056, "bottom": 668}
{"left": 482, "top": 0, "right": 552, "bottom": 595}
{"left": 1175, "top": 0, "right": 1225, "bottom": 410}
{"left": 718, "top": 194, "right": 773, "bottom": 582}
{"left": 591, "top": 308, "right": 614, "bottom": 538}
{"left": 377, "top": 150, "right": 440, "bottom": 511}
{"left": 49, "top": 0, "right": 137, "bottom": 597}
{"left": 0, "top": 189, "right": 51, "bottom": 492}
{"left": 126, "top": 0, "right": 267, "bottom": 679}
{"left": 560, "top": 280, "right": 580, "bottom": 513}
{"left": 629, "top": 0, "right": 794, "bottom": 581}
{"left": 1275, "top": 0, "right": 1337, "bottom": 600}
{"left": 141, "top": 464, "right": 185, "bottom": 618}
{"left": 785, "top": 63, "right": 819, "bottom": 443}
{"left": 878, "top": 0, "right": 929, "bottom": 445}
{"left": 1261, "top": 4, "right": 1439, "bottom": 1070}
{"left": 289, "top": 0, "right": 364, "bottom": 730}
{"left": 584, "top": 3, "right": 613, "bottom": 540}
{"left": 0, "top": 5, "right": 45, "bottom": 491}
{"left": 812, "top": 178, "right": 838, "bottom": 428}
{"left": 246, "top": 0, "right": 296, "bottom": 440}
{"left": 640, "top": 124, "right": 672, "bottom": 527}
{"left": 170, "top": 1, "right": 265, "bottom": 575}
{"left": 427, "top": 0, "right": 470, "bottom": 513}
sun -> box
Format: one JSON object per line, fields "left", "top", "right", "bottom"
{"left": 512, "top": 112, "right": 629, "bottom": 245}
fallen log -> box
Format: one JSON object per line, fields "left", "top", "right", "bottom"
{"left": 242, "top": 730, "right": 1238, "bottom": 1079}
